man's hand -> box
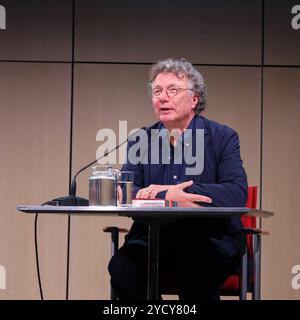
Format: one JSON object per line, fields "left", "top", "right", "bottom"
{"left": 136, "top": 181, "right": 212, "bottom": 207}
{"left": 166, "top": 180, "right": 212, "bottom": 207}
{"left": 136, "top": 184, "right": 174, "bottom": 199}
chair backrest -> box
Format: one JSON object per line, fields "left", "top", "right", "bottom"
{"left": 242, "top": 186, "right": 257, "bottom": 248}
{"left": 243, "top": 186, "right": 257, "bottom": 224}
{"left": 242, "top": 186, "right": 257, "bottom": 254}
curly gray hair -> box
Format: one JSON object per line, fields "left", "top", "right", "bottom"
{"left": 149, "top": 58, "right": 207, "bottom": 114}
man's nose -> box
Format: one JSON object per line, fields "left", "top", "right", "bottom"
{"left": 159, "top": 89, "right": 169, "bottom": 101}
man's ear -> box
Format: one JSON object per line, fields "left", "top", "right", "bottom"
{"left": 192, "top": 95, "right": 198, "bottom": 109}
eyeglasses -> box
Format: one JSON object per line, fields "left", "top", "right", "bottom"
{"left": 149, "top": 86, "right": 194, "bottom": 99}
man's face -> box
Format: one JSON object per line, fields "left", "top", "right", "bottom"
{"left": 151, "top": 72, "right": 198, "bottom": 128}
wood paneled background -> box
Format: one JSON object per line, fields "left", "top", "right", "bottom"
{"left": 0, "top": 0, "right": 299, "bottom": 299}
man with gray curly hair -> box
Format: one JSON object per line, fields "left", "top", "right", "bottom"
{"left": 149, "top": 58, "right": 207, "bottom": 116}
{"left": 109, "top": 58, "right": 248, "bottom": 300}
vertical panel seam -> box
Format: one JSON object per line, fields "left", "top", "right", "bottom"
{"left": 66, "top": 0, "right": 76, "bottom": 301}
{"left": 260, "top": 0, "right": 265, "bottom": 216}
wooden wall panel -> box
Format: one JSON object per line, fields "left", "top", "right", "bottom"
{"left": 0, "top": 63, "right": 71, "bottom": 299}
{"left": 0, "top": 0, "right": 72, "bottom": 61}
{"left": 75, "top": 0, "right": 261, "bottom": 64}
{"left": 262, "top": 68, "right": 300, "bottom": 299}
{"left": 201, "top": 67, "right": 261, "bottom": 190}
{"left": 265, "top": 0, "right": 300, "bottom": 65}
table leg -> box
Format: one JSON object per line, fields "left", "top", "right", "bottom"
{"left": 239, "top": 233, "right": 248, "bottom": 300}
{"left": 147, "top": 220, "right": 159, "bottom": 300}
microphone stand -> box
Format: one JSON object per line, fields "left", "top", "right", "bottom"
{"left": 44, "top": 137, "right": 132, "bottom": 206}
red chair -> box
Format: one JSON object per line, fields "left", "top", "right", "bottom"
{"left": 220, "top": 186, "right": 264, "bottom": 300}
{"left": 104, "top": 186, "right": 266, "bottom": 300}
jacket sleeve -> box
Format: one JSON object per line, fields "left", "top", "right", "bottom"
{"left": 185, "top": 129, "right": 248, "bottom": 207}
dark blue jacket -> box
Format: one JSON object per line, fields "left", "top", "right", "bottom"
{"left": 122, "top": 115, "right": 248, "bottom": 257}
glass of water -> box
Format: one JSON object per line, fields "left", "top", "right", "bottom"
{"left": 117, "top": 171, "right": 134, "bottom": 207}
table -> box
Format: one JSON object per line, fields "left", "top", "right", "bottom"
{"left": 17, "top": 205, "right": 273, "bottom": 300}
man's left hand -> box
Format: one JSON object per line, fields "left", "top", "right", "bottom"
{"left": 165, "top": 180, "right": 212, "bottom": 207}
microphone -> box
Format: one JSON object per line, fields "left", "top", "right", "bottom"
{"left": 45, "top": 127, "right": 146, "bottom": 206}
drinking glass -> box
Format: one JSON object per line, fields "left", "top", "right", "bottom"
{"left": 117, "top": 171, "right": 134, "bottom": 206}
